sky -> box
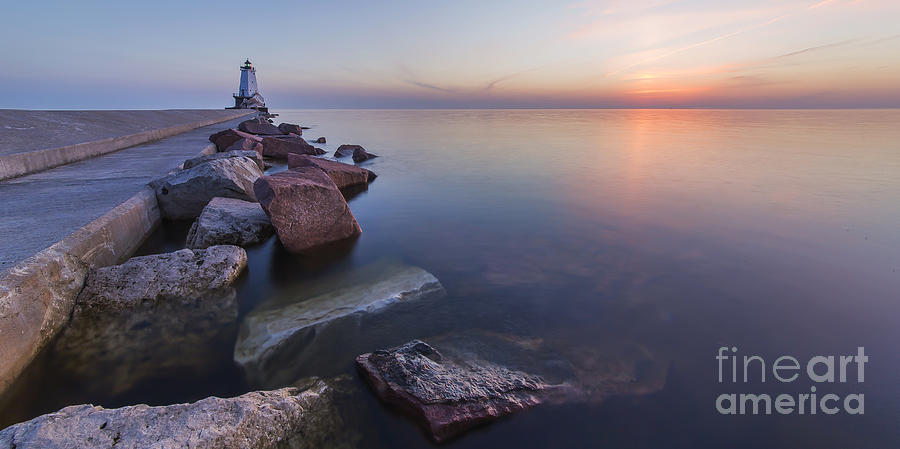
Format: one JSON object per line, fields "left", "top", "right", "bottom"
{"left": 1, "top": 0, "right": 898, "bottom": 109}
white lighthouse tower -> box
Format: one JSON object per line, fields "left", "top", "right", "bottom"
{"left": 231, "top": 59, "right": 266, "bottom": 110}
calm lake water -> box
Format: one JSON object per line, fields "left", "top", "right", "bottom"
{"left": 3, "top": 109, "right": 899, "bottom": 448}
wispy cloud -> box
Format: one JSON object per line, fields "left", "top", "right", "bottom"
{"left": 403, "top": 79, "right": 456, "bottom": 93}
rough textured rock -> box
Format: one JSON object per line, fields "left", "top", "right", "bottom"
{"left": 357, "top": 332, "right": 668, "bottom": 442}
{"left": 183, "top": 150, "right": 264, "bottom": 171}
{"left": 186, "top": 197, "right": 274, "bottom": 249}
{"left": 261, "top": 136, "right": 324, "bottom": 159}
{"left": 224, "top": 136, "right": 264, "bottom": 155}
{"left": 235, "top": 261, "right": 446, "bottom": 388}
{"left": 0, "top": 380, "right": 354, "bottom": 449}
{"left": 356, "top": 340, "right": 548, "bottom": 442}
{"left": 314, "top": 137, "right": 326, "bottom": 143}
{"left": 49, "top": 246, "right": 247, "bottom": 395}
{"left": 150, "top": 156, "right": 263, "bottom": 219}
{"left": 278, "top": 123, "right": 304, "bottom": 135}
{"left": 333, "top": 144, "right": 362, "bottom": 158}
{"left": 253, "top": 168, "right": 361, "bottom": 252}
{"left": 238, "top": 118, "right": 284, "bottom": 135}
{"left": 72, "top": 246, "right": 246, "bottom": 315}
{"left": 286, "top": 154, "right": 377, "bottom": 189}
{"left": 334, "top": 144, "right": 378, "bottom": 163}
{"left": 208, "top": 128, "right": 261, "bottom": 152}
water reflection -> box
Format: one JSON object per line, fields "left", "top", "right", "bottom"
{"left": 1, "top": 109, "right": 898, "bottom": 448}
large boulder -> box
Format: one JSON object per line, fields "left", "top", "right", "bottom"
{"left": 71, "top": 246, "right": 246, "bottom": 315}
{"left": 234, "top": 260, "right": 446, "bottom": 388}
{"left": 261, "top": 136, "right": 325, "bottom": 159}
{"left": 208, "top": 129, "right": 261, "bottom": 152}
{"left": 224, "top": 137, "right": 264, "bottom": 155}
{"left": 356, "top": 332, "right": 667, "bottom": 442}
{"left": 51, "top": 246, "right": 246, "bottom": 395}
{"left": 278, "top": 123, "right": 304, "bottom": 135}
{"left": 356, "top": 340, "right": 548, "bottom": 443}
{"left": 287, "top": 154, "right": 377, "bottom": 189}
{"left": 253, "top": 168, "right": 361, "bottom": 252}
{"left": 183, "top": 150, "right": 264, "bottom": 171}
{"left": 0, "top": 379, "right": 353, "bottom": 449}
{"left": 186, "top": 197, "right": 274, "bottom": 249}
{"left": 238, "top": 118, "right": 284, "bottom": 135}
{"left": 150, "top": 156, "right": 263, "bottom": 220}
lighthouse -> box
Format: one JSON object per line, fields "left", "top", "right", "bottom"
{"left": 230, "top": 59, "right": 267, "bottom": 110}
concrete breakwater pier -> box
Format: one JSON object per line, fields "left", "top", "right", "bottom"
{"left": 0, "top": 111, "right": 249, "bottom": 403}
{"left": 0, "top": 109, "right": 252, "bottom": 181}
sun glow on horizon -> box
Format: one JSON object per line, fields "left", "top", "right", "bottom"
{"left": 1, "top": 0, "right": 898, "bottom": 108}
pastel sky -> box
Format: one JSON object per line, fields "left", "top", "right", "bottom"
{"left": 2, "top": 0, "right": 898, "bottom": 109}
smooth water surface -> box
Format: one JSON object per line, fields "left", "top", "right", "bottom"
{"left": 3, "top": 109, "right": 899, "bottom": 448}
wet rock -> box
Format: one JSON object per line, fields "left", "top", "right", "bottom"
{"left": 150, "top": 156, "right": 263, "bottom": 220}
{"left": 334, "top": 144, "right": 378, "bottom": 163}
{"left": 183, "top": 150, "right": 264, "bottom": 171}
{"left": 238, "top": 118, "right": 284, "bottom": 135}
{"left": 0, "top": 379, "right": 353, "bottom": 449}
{"left": 353, "top": 150, "right": 378, "bottom": 163}
{"left": 224, "top": 137, "right": 264, "bottom": 155}
{"left": 72, "top": 246, "right": 246, "bottom": 315}
{"left": 333, "top": 144, "right": 360, "bottom": 158}
{"left": 261, "top": 136, "right": 325, "bottom": 159}
{"left": 51, "top": 246, "right": 247, "bottom": 395}
{"left": 357, "top": 340, "right": 547, "bottom": 443}
{"left": 208, "top": 128, "right": 260, "bottom": 152}
{"left": 357, "top": 332, "right": 667, "bottom": 442}
{"left": 287, "top": 154, "right": 377, "bottom": 189}
{"left": 278, "top": 123, "right": 304, "bottom": 135}
{"left": 253, "top": 168, "right": 361, "bottom": 252}
{"left": 186, "top": 197, "right": 274, "bottom": 249}
{"left": 314, "top": 137, "right": 326, "bottom": 143}
{"left": 234, "top": 261, "right": 445, "bottom": 388}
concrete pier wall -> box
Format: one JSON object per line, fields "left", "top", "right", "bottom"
{"left": 0, "top": 142, "right": 218, "bottom": 397}
{"left": 0, "top": 109, "right": 252, "bottom": 181}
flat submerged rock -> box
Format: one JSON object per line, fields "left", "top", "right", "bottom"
{"left": 234, "top": 261, "right": 446, "bottom": 388}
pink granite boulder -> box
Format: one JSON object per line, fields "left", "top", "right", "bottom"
{"left": 238, "top": 118, "right": 284, "bottom": 135}
{"left": 253, "top": 168, "right": 362, "bottom": 252}
{"left": 277, "top": 123, "right": 304, "bottom": 135}
{"left": 209, "top": 129, "right": 261, "bottom": 152}
{"left": 261, "top": 136, "right": 325, "bottom": 159}
{"left": 286, "top": 154, "right": 376, "bottom": 189}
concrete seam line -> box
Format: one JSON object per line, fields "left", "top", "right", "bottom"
{"left": 0, "top": 110, "right": 253, "bottom": 182}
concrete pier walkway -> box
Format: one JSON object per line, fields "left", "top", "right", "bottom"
{"left": 0, "top": 109, "right": 252, "bottom": 180}
{"left": 0, "top": 109, "right": 247, "bottom": 156}
{"left": 0, "top": 116, "right": 249, "bottom": 269}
